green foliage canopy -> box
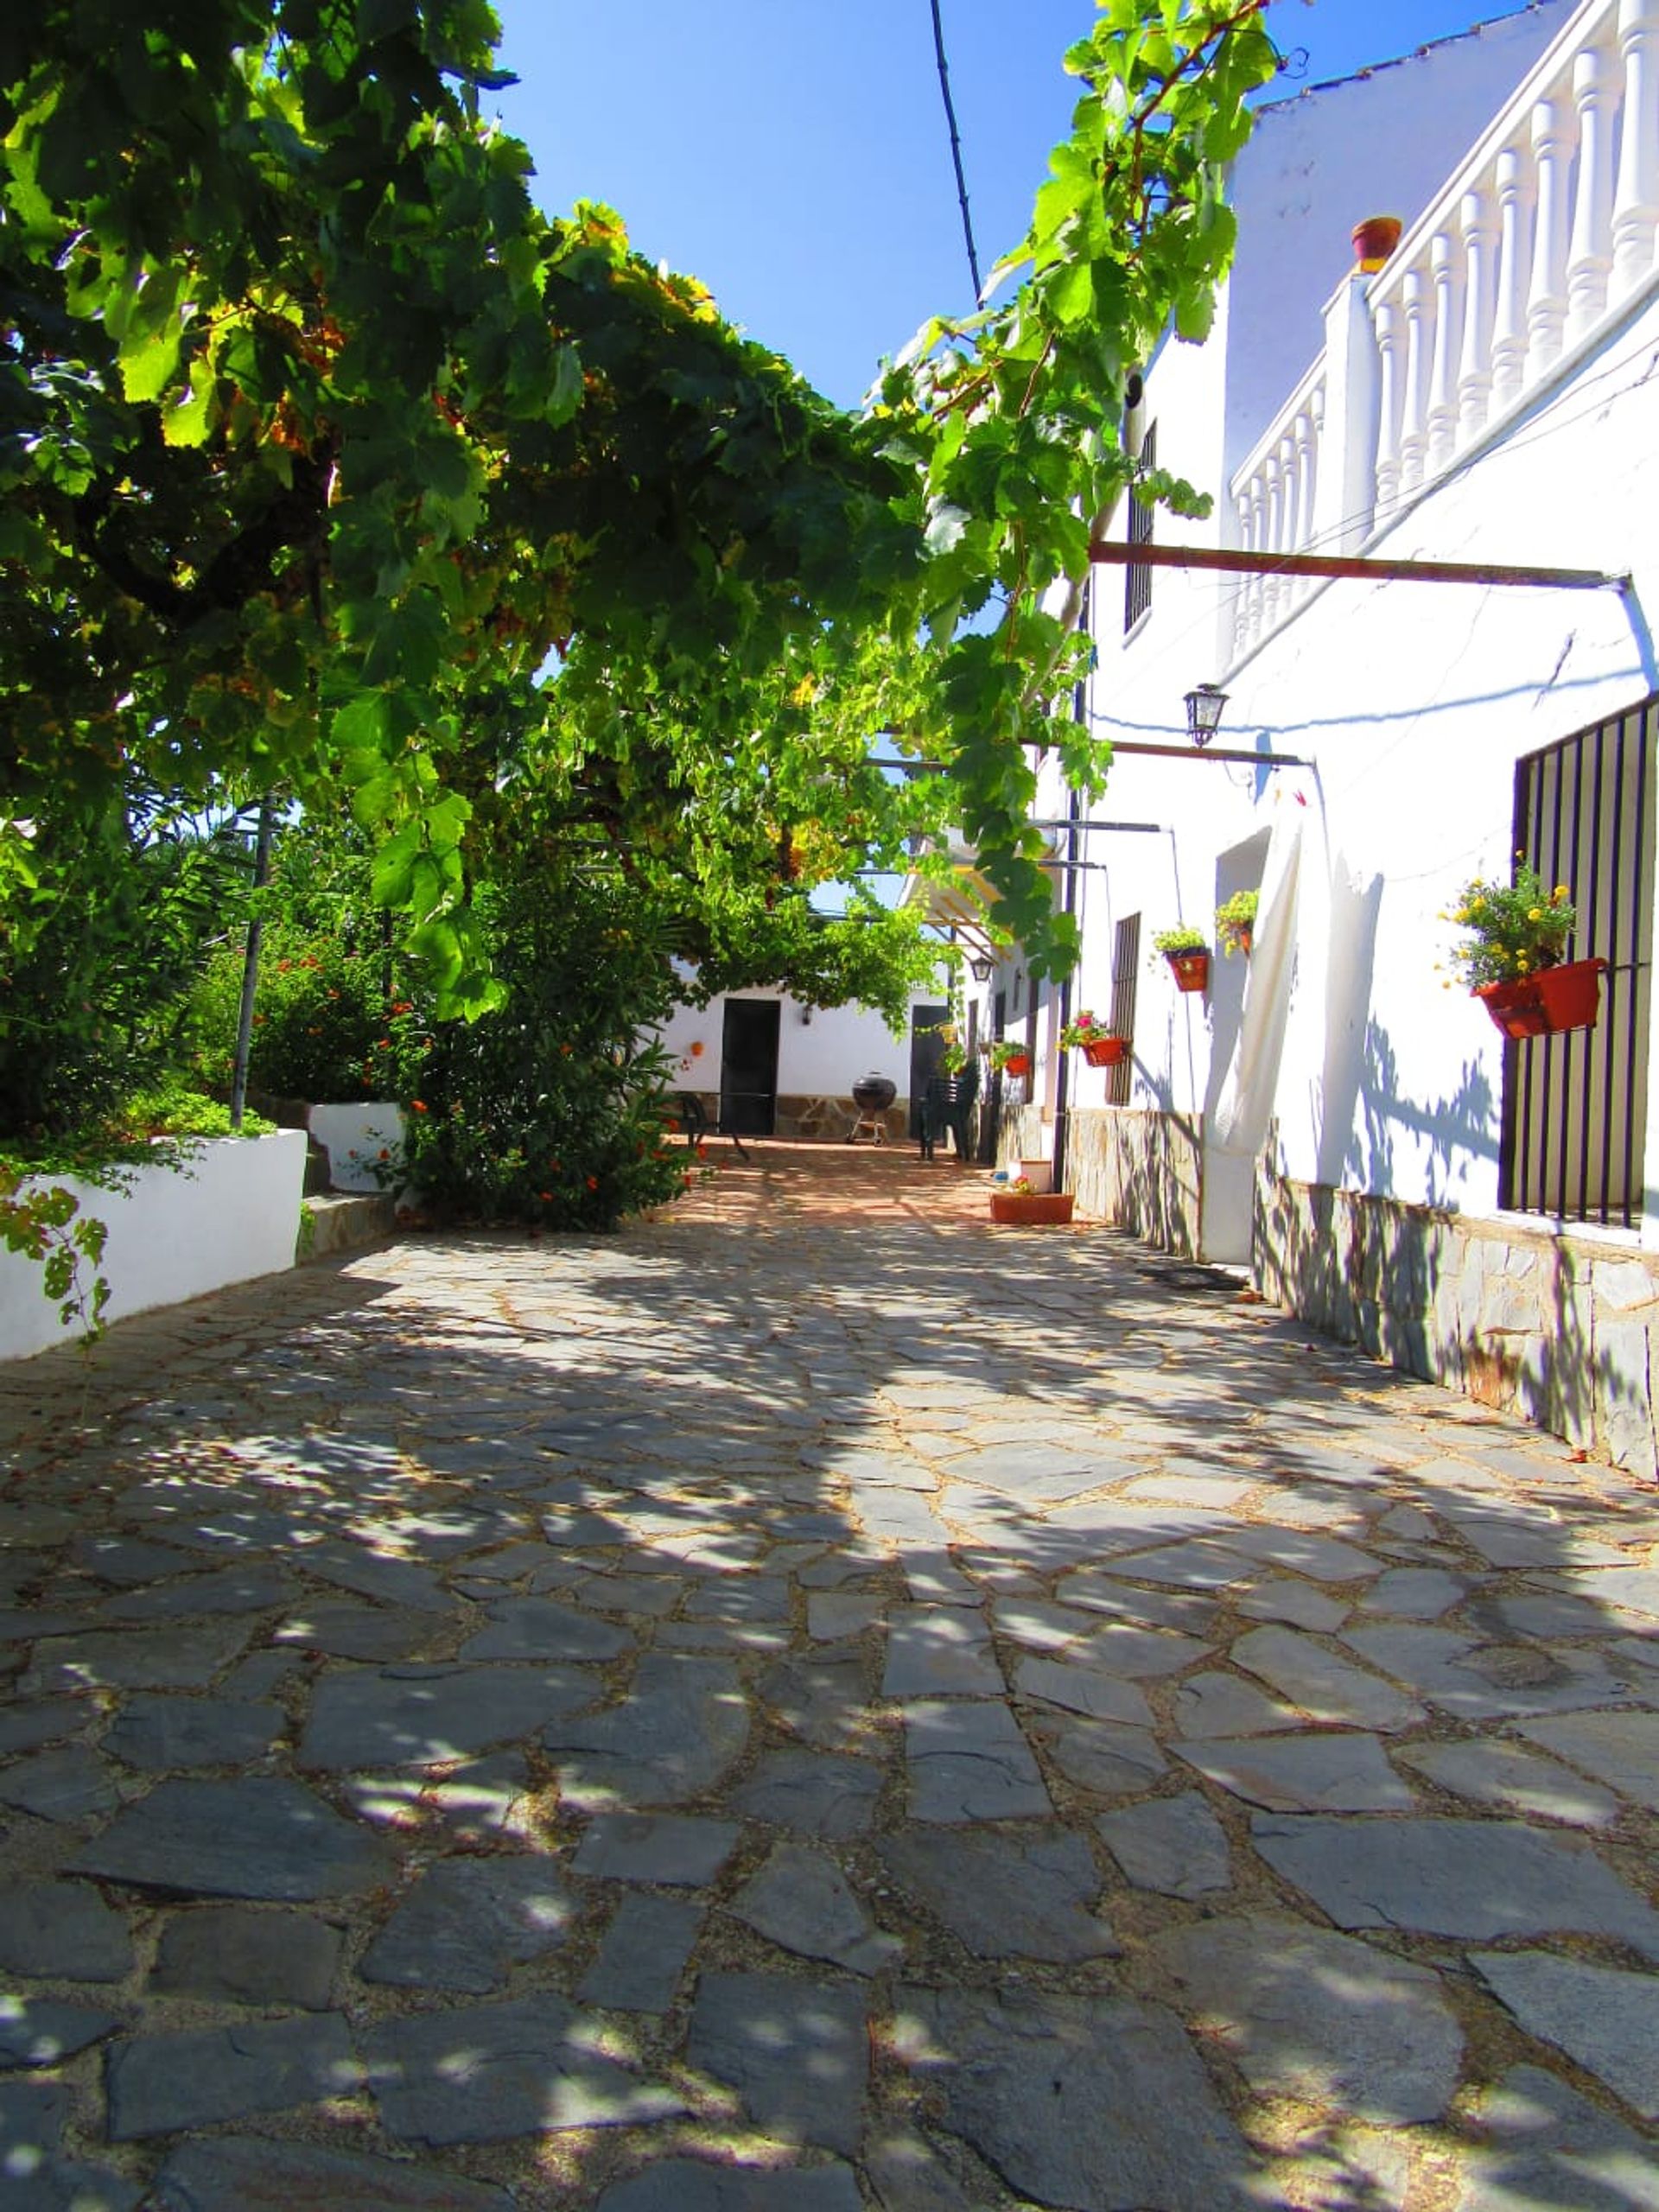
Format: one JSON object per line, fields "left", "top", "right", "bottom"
{"left": 3, "top": 0, "right": 1277, "bottom": 1007}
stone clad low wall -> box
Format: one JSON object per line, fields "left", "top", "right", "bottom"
{"left": 1065, "top": 1107, "right": 1203, "bottom": 1258}
{"left": 1255, "top": 1166, "right": 1659, "bottom": 1482}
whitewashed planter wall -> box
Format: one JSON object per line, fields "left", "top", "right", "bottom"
{"left": 307, "top": 1103, "right": 405, "bottom": 1193}
{"left": 0, "top": 1130, "right": 307, "bottom": 1363}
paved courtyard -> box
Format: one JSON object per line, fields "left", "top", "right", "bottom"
{"left": 1, "top": 1141, "right": 1657, "bottom": 2209}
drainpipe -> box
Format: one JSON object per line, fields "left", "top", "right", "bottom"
{"left": 1052, "top": 582, "right": 1090, "bottom": 1190}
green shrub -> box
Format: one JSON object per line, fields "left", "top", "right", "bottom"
{"left": 395, "top": 873, "right": 696, "bottom": 1233}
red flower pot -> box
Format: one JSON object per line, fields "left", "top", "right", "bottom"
{"left": 1476, "top": 957, "right": 1607, "bottom": 1039}
{"left": 990, "top": 1192, "right": 1075, "bottom": 1225}
{"left": 998, "top": 1051, "right": 1032, "bottom": 1079}
{"left": 1166, "top": 950, "right": 1210, "bottom": 994}
{"left": 1352, "top": 214, "right": 1402, "bottom": 270}
{"left": 1080, "top": 1036, "right": 1129, "bottom": 1067}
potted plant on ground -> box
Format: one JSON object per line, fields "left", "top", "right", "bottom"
{"left": 1058, "top": 1010, "right": 1128, "bottom": 1067}
{"left": 988, "top": 1039, "right": 1033, "bottom": 1080}
{"left": 1446, "top": 862, "right": 1605, "bottom": 1038}
{"left": 990, "top": 1174, "right": 1075, "bottom": 1225}
{"left": 1216, "top": 889, "right": 1258, "bottom": 957}
{"left": 1151, "top": 926, "right": 1211, "bottom": 993}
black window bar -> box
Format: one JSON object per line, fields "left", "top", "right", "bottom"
{"left": 1108, "top": 913, "right": 1141, "bottom": 1105}
{"left": 1501, "top": 696, "right": 1656, "bottom": 1226}
{"left": 1123, "top": 424, "right": 1156, "bottom": 634}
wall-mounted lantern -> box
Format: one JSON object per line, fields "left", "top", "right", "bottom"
{"left": 1185, "top": 683, "right": 1229, "bottom": 747}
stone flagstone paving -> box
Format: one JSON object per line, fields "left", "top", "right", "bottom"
{"left": 0, "top": 1139, "right": 1656, "bottom": 2207}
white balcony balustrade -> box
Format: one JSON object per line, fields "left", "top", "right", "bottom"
{"left": 1225, "top": 0, "right": 1659, "bottom": 661}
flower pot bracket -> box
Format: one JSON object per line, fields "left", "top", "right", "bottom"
{"left": 1476, "top": 957, "right": 1607, "bottom": 1039}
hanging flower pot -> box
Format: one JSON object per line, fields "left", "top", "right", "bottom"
{"left": 1166, "top": 950, "right": 1210, "bottom": 993}
{"left": 990, "top": 1191, "right": 1075, "bottom": 1225}
{"left": 1476, "top": 957, "right": 1607, "bottom": 1039}
{"left": 1216, "top": 891, "right": 1258, "bottom": 958}
{"left": 1081, "top": 1035, "right": 1129, "bottom": 1067}
{"left": 988, "top": 1042, "right": 1031, "bottom": 1079}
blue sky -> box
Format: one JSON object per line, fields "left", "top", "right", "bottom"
{"left": 490, "top": 1, "right": 1547, "bottom": 408}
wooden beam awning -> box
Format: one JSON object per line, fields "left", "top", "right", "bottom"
{"left": 1089, "top": 540, "right": 1627, "bottom": 592}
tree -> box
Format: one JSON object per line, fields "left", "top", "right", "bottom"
{"left": 1, "top": 1, "right": 928, "bottom": 1014}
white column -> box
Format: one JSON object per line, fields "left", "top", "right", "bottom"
{"left": 1613, "top": 0, "right": 1659, "bottom": 294}
{"left": 1527, "top": 90, "right": 1575, "bottom": 375}
{"left": 1400, "top": 264, "right": 1433, "bottom": 490}
{"left": 1373, "top": 292, "right": 1404, "bottom": 512}
{"left": 1566, "top": 41, "right": 1617, "bottom": 341}
{"left": 1427, "top": 230, "right": 1464, "bottom": 470}
{"left": 1459, "top": 185, "right": 1499, "bottom": 438}
{"left": 1491, "top": 143, "right": 1535, "bottom": 409}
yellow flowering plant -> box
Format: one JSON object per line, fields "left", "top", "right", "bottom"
{"left": 1446, "top": 861, "right": 1576, "bottom": 988}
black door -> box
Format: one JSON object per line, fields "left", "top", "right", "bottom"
{"left": 908, "top": 1001, "right": 950, "bottom": 1139}
{"left": 721, "top": 1000, "right": 780, "bottom": 1135}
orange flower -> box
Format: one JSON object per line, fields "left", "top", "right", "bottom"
{"left": 377, "top": 1148, "right": 390, "bottom": 1160}
{"left": 690, "top": 1040, "right": 705, "bottom": 1057}
{"left": 585, "top": 1174, "right": 598, "bottom": 1191}
{"left": 539, "top": 1190, "right": 553, "bottom": 1202}
{"left": 410, "top": 1099, "right": 429, "bottom": 1114}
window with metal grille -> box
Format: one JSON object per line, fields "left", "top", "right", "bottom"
{"left": 1107, "top": 913, "right": 1141, "bottom": 1104}
{"left": 1123, "top": 424, "right": 1156, "bottom": 633}
{"left": 1500, "top": 697, "right": 1655, "bottom": 1226}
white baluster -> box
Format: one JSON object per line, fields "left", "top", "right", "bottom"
{"left": 1458, "top": 185, "right": 1499, "bottom": 438}
{"left": 1567, "top": 40, "right": 1618, "bottom": 340}
{"left": 1298, "top": 392, "right": 1321, "bottom": 551}
{"left": 1527, "top": 90, "right": 1575, "bottom": 375}
{"left": 1427, "top": 231, "right": 1464, "bottom": 470}
{"left": 1261, "top": 453, "right": 1283, "bottom": 628}
{"left": 1400, "top": 264, "right": 1433, "bottom": 490}
{"left": 1613, "top": 0, "right": 1659, "bottom": 294}
{"left": 1238, "top": 483, "right": 1261, "bottom": 646}
{"left": 1231, "top": 492, "right": 1251, "bottom": 656}
{"left": 1373, "top": 293, "right": 1405, "bottom": 510}
{"left": 1491, "top": 143, "right": 1535, "bottom": 409}
{"left": 1281, "top": 430, "right": 1305, "bottom": 607}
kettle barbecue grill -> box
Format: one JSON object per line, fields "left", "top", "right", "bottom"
{"left": 847, "top": 1071, "right": 897, "bottom": 1145}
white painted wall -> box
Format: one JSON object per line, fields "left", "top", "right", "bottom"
{"left": 0, "top": 1131, "right": 308, "bottom": 1362}
{"left": 1073, "top": 273, "right": 1659, "bottom": 1249}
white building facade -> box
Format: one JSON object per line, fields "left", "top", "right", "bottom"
{"left": 656, "top": 981, "right": 954, "bottom": 1143}
{"left": 967, "top": 0, "right": 1659, "bottom": 1475}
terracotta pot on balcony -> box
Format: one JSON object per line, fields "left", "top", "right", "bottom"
{"left": 990, "top": 1191, "right": 1075, "bottom": 1226}
{"left": 1352, "top": 214, "right": 1402, "bottom": 272}
{"left": 1476, "top": 957, "right": 1607, "bottom": 1039}
{"left": 1166, "top": 950, "right": 1210, "bottom": 994}
{"left": 1081, "top": 1036, "right": 1129, "bottom": 1067}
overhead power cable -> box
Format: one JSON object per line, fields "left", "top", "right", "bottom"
{"left": 929, "top": 0, "right": 982, "bottom": 302}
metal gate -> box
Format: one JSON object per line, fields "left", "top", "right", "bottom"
{"left": 1502, "top": 697, "right": 1656, "bottom": 1226}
